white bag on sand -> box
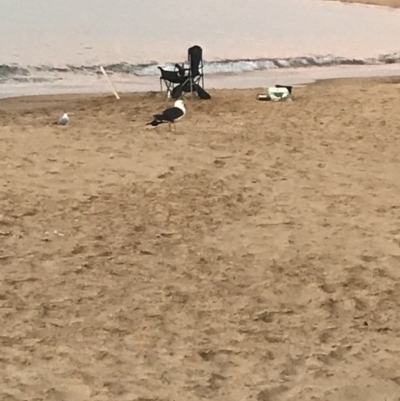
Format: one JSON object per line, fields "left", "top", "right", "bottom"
{"left": 257, "top": 86, "right": 292, "bottom": 102}
{"left": 268, "top": 87, "right": 291, "bottom": 101}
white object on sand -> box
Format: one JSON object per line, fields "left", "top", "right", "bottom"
{"left": 257, "top": 87, "right": 292, "bottom": 102}
{"left": 57, "top": 113, "right": 69, "bottom": 125}
{"left": 100, "top": 66, "right": 120, "bottom": 100}
{"left": 268, "top": 87, "right": 291, "bottom": 101}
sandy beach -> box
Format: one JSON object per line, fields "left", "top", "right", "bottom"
{"left": 1, "top": 76, "right": 400, "bottom": 400}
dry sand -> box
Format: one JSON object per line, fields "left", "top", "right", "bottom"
{"left": 1, "top": 77, "right": 400, "bottom": 401}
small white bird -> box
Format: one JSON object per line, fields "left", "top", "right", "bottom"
{"left": 57, "top": 113, "right": 69, "bottom": 126}
{"left": 146, "top": 100, "right": 186, "bottom": 132}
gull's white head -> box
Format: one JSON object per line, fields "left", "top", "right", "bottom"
{"left": 63, "top": 113, "right": 69, "bottom": 119}
{"left": 174, "top": 100, "right": 185, "bottom": 111}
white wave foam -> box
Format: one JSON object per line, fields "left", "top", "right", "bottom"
{"left": 131, "top": 55, "right": 378, "bottom": 76}
{"left": 2, "top": 53, "right": 400, "bottom": 84}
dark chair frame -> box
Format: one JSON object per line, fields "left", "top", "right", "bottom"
{"left": 177, "top": 45, "right": 205, "bottom": 97}
{"left": 158, "top": 45, "right": 205, "bottom": 99}
{"left": 158, "top": 66, "right": 186, "bottom": 98}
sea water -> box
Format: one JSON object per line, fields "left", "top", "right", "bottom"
{"left": 0, "top": 0, "right": 399, "bottom": 97}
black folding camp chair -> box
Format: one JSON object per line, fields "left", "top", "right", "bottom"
{"left": 158, "top": 66, "right": 186, "bottom": 99}
{"left": 158, "top": 45, "right": 210, "bottom": 100}
{"left": 182, "top": 45, "right": 205, "bottom": 95}
{"left": 172, "top": 45, "right": 208, "bottom": 99}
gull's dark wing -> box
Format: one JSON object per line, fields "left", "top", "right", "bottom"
{"left": 154, "top": 107, "right": 184, "bottom": 122}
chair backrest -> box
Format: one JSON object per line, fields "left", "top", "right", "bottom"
{"left": 188, "top": 45, "right": 203, "bottom": 77}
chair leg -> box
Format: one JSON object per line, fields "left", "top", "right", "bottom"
{"left": 190, "top": 78, "right": 199, "bottom": 98}
{"left": 189, "top": 78, "right": 193, "bottom": 97}
{"left": 168, "top": 82, "right": 177, "bottom": 100}
{"left": 165, "top": 83, "right": 171, "bottom": 100}
{"left": 160, "top": 78, "right": 169, "bottom": 99}
{"left": 159, "top": 78, "right": 175, "bottom": 100}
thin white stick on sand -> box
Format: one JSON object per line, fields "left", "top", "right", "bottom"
{"left": 100, "top": 66, "right": 120, "bottom": 100}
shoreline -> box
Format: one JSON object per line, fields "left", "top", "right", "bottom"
{"left": 327, "top": 0, "right": 400, "bottom": 7}
{"left": 1, "top": 63, "right": 400, "bottom": 102}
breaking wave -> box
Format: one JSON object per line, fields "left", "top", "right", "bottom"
{"left": 1, "top": 53, "right": 400, "bottom": 84}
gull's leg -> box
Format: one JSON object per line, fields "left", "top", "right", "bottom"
{"left": 168, "top": 122, "right": 171, "bottom": 132}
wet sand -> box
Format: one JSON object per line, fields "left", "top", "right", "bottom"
{"left": 329, "top": 0, "right": 400, "bottom": 7}
{"left": 2, "top": 64, "right": 400, "bottom": 101}
{"left": 2, "top": 77, "right": 400, "bottom": 401}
